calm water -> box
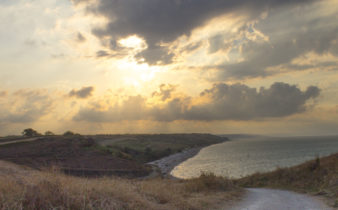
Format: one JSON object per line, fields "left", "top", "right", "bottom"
{"left": 171, "top": 136, "right": 338, "bottom": 179}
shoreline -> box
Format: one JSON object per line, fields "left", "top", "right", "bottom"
{"left": 147, "top": 147, "right": 203, "bottom": 179}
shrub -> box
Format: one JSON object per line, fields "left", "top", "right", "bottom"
{"left": 185, "top": 172, "right": 234, "bottom": 192}
{"left": 22, "top": 128, "right": 41, "bottom": 137}
{"left": 63, "top": 131, "right": 75, "bottom": 136}
{"left": 44, "top": 131, "right": 55, "bottom": 136}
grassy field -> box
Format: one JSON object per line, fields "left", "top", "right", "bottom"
{"left": 0, "top": 134, "right": 227, "bottom": 177}
{"left": 1, "top": 134, "right": 336, "bottom": 208}
{"left": 0, "top": 134, "right": 241, "bottom": 209}
{"left": 237, "top": 153, "right": 338, "bottom": 207}
{"left": 0, "top": 161, "right": 242, "bottom": 210}
{"left": 0, "top": 136, "right": 151, "bottom": 178}
{"left": 92, "top": 134, "right": 228, "bottom": 163}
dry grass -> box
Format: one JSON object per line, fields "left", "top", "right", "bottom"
{"left": 185, "top": 172, "right": 236, "bottom": 193}
{"left": 237, "top": 153, "right": 338, "bottom": 207}
{"left": 0, "top": 161, "right": 242, "bottom": 210}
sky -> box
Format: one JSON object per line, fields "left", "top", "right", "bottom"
{"left": 0, "top": 0, "right": 337, "bottom": 136}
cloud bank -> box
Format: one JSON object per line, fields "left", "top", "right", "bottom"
{"left": 215, "top": 2, "right": 338, "bottom": 79}
{"left": 0, "top": 89, "right": 53, "bottom": 124}
{"left": 75, "top": 0, "right": 317, "bottom": 65}
{"left": 74, "top": 82, "right": 320, "bottom": 122}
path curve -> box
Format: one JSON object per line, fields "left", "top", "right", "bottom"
{"left": 0, "top": 137, "right": 40, "bottom": 146}
{"left": 229, "top": 188, "right": 332, "bottom": 210}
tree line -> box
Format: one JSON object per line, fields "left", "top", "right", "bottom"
{"left": 22, "top": 128, "right": 79, "bottom": 137}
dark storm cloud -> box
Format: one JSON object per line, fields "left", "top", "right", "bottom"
{"left": 286, "top": 61, "right": 338, "bottom": 71}
{"left": 215, "top": 4, "right": 338, "bottom": 79}
{"left": 183, "top": 82, "right": 320, "bottom": 121}
{"left": 135, "top": 45, "right": 174, "bottom": 65}
{"left": 69, "top": 86, "right": 94, "bottom": 99}
{"left": 73, "top": 82, "right": 320, "bottom": 122}
{"left": 76, "top": 0, "right": 315, "bottom": 65}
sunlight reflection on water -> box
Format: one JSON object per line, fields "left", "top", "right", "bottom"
{"left": 171, "top": 136, "right": 338, "bottom": 179}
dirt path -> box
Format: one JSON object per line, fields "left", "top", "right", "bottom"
{"left": 0, "top": 137, "right": 40, "bottom": 146}
{"left": 229, "top": 188, "right": 332, "bottom": 210}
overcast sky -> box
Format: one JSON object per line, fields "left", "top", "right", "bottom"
{"left": 0, "top": 0, "right": 337, "bottom": 136}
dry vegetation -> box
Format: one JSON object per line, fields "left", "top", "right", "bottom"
{"left": 0, "top": 161, "right": 242, "bottom": 210}
{"left": 1, "top": 134, "right": 335, "bottom": 209}
{"left": 237, "top": 153, "right": 338, "bottom": 207}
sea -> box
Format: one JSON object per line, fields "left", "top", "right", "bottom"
{"left": 171, "top": 135, "right": 338, "bottom": 179}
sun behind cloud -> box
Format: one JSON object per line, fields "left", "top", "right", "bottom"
{"left": 0, "top": 0, "right": 337, "bottom": 135}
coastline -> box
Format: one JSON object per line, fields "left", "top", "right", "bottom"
{"left": 147, "top": 147, "right": 203, "bottom": 179}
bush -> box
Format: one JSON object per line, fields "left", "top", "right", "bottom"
{"left": 44, "top": 131, "right": 55, "bottom": 136}
{"left": 63, "top": 131, "right": 76, "bottom": 136}
{"left": 117, "top": 151, "right": 133, "bottom": 160}
{"left": 79, "top": 138, "right": 96, "bottom": 147}
{"left": 185, "top": 172, "right": 234, "bottom": 192}
{"left": 22, "top": 128, "right": 41, "bottom": 137}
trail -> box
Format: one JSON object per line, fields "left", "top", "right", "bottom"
{"left": 0, "top": 137, "right": 40, "bottom": 146}
{"left": 229, "top": 188, "right": 332, "bottom": 210}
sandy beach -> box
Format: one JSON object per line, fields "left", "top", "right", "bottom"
{"left": 147, "top": 147, "right": 202, "bottom": 178}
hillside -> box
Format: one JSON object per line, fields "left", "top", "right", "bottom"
{"left": 237, "top": 153, "right": 338, "bottom": 207}
{"left": 0, "top": 134, "right": 227, "bottom": 177}
{"left": 93, "top": 133, "right": 227, "bottom": 163}
{"left": 0, "top": 136, "right": 150, "bottom": 177}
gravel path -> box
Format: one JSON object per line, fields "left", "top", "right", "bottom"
{"left": 229, "top": 188, "right": 332, "bottom": 210}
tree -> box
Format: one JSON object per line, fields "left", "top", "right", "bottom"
{"left": 22, "top": 128, "right": 40, "bottom": 137}
{"left": 63, "top": 131, "right": 75, "bottom": 136}
{"left": 44, "top": 131, "right": 55, "bottom": 136}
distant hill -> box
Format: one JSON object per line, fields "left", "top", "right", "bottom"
{"left": 218, "top": 134, "right": 263, "bottom": 140}
{"left": 0, "top": 133, "right": 227, "bottom": 178}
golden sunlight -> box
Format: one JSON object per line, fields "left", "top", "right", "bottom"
{"left": 118, "top": 35, "right": 146, "bottom": 49}
{"left": 116, "top": 59, "right": 160, "bottom": 87}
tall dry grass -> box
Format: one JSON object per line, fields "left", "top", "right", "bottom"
{"left": 184, "top": 172, "right": 235, "bottom": 193}
{"left": 0, "top": 161, "right": 242, "bottom": 210}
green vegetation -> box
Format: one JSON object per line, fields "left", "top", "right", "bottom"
{"left": 0, "top": 136, "right": 150, "bottom": 178}
{"left": 237, "top": 153, "right": 338, "bottom": 207}
{"left": 22, "top": 128, "right": 41, "bottom": 137}
{"left": 44, "top": 131, "right": 55, "bottom": 136}
{"left": 0, "top": 133, "right": 226, "bottom": 178}
{"left": 0, "top": 133, "right": 238, "bottom": 209}
{"left": 63, "top": 131, "right": 81, "bottom": 136}
{"left": 94, "top": 134, "right": 227, "bottom": 163}
{"left": 0, "top": 133, "right": 336, "bottom": 208}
